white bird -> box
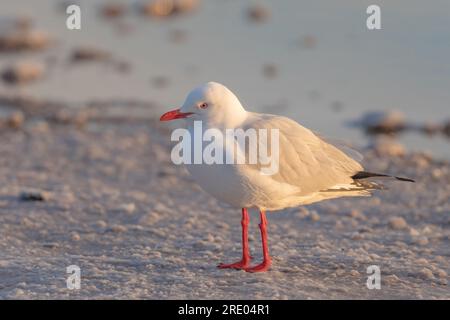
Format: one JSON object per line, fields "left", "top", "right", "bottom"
{"left": 160, "top": 82, "right": 414, "bottom": 272}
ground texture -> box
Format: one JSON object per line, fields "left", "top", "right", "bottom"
{"left": 0, "top": 105, "right": 449, "bottom": 299}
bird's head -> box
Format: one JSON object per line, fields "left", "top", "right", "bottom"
{"left": 160, "top": 82, "right": 247, "bottom": 127}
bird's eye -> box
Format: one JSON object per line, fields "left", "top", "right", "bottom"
{"left": 199, "top": 102, "right": 208, "bottom": 109}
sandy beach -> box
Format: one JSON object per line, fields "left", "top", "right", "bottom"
{"left": 0, "top": 1, "right": 449, "bottom": 299}
{"left": 0, "top": 100, "right": 448, "bottom": 299}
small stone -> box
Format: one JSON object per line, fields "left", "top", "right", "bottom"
{"left": 247, "top": 4, "right": 270, "bottom": 22}
{"left": 0, "top": 30, "right": 50, "bottom": 52}
{"left": 350, "top": 270, "right": 360, "bottom": 277}
{"left": 174, "top": 0, "right": 199, "bottom": 13}
{"left": 296, "top": 207, "right": 309, "bottom": 219}
{"left": 2, "top": 62, "right": 44, "bottom": 85}
{"left": 422, "top": 226, "right": 433, "bottom": 234}
{"left": 70, "top": 232, "right": 81, "bottom": 241}
{"left": 110, "top": 225, "right": 127, "bottom": 233}
{"left": 414, "top": 237, "right": 429, "bottom": 246}
{"left": 437, "top": 278, "right": 448, "bottom": 286}
{"left": 43, "top": 242, "right": 59, "bottom": 249}
{"left": 9, "top": 288, "right": 25, "bottom": 297}
{"left": 335, "top": 269, "right": 345, "bottom": 276}
{"left": 19, "top": 190, "right": 49, "bottom": 201}
{"left": 388, "top": 217, "right": 408, "bottom": 230}
{"left": 350, "top": 232, "right": 363, "bottom": 240}
{"left": 119, "top": 203, "right": 136, "bottom": 214}
{"left": 310, "top": 211, "right": 320, "bottom": 222}
{"left": 416, "top": 258, "right": 428, "bottom": 265}
{"left": 7, "top": 111, "right": 25, "bottom": 128}
{"left": 385, "top": 274, "right": 400, "bottom": 284}
{"left": 101, "top": 3, "right": 126, "bottom": 18}
{"left": 334, "top": 220, "right": 344, "bottom": 230}
{"left": 138, "top": 211, "right": 162, "bottom": 225}
{"left": 141, "top": 0, "right": 175, "bottom": 17}
{"left": 356, "top": 110, "right": 406, "bottom": 134}
{"left": 409, "top": 228, "right": 420, "bottom": 237}
{"left": 436, "top": 269, "right": 447, "bottom": 279}
{"left": 71, "top": 47, "right": 111, "bottom": 62}
{"left": 349, "top": 209, "right": 365, "bottom": 220}
{"left": 0, "top": 110, "right": 25, "bottom": 129}
{"left": 95, "top": 220, "right": 107, "bottom": 229}
{"left": 419, "top": 268, "right": 434, "bottom": 280}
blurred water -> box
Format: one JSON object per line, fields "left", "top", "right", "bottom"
{"left": 0, "top": 0, "right": 449, "bottom": 158}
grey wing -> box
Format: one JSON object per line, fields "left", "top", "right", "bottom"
{"left": 243, "top": 113, "right": 364, "bottom": 196}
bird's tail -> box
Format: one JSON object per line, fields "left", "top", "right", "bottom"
{"left": 351, "top": 171, "right": 415, "bottom": 183}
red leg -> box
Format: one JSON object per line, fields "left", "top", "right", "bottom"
{"left": 218, "top": 208, "right": 251, "bottom": 269}
{"left": 245, "top": 210, "right": 272, "bottom": 273}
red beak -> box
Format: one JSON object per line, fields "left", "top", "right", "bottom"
{"left": 160, "top": 108, "right": 193, "bottom": 121}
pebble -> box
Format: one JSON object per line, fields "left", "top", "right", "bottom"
{"left": 95, "top": 220, "right": 107, "bottom": 229}
{"left": 296, "top": 207, "right": 309, "bottom": 219}
{"left": 71, "top": 47, "right": 111, "bottom": 62}
{"left": 247, "top": 4, "right": 270, "bottom": 22}
{"left": 0, "top": 30, "right": 50, "bottom": 52}
{"left": 409, "top": 228, "right": 420, "bottom": 237}
{"left": 138, "top": 211, "right": 162, "bottom": 225}
{"left": 0, "top": 110, "right": 24, "bottom": 129}
{"left": 19, "top": 190, "right": 49, "bottom": 202}
{"left": 174, "top": 0, "right": 199, "bottom": 13}
{"left": 101, "top": 3, "right": 126, "bottom": 18}
{"left": 388, "top": 216, "right": 408, "bottom": 230}
{"left": 416, "top": 258, "right": 428, "bottom": 265}
{"left": 356, "top": 110, "right": 406, "bottom": 134}
{"left": 349, "top": 209, "right": 365, "bottom": 220}
{"left": 350, "top": 270, "right": 360, "bottom": 277}
{"left": 2, "top": 62, "right": 44, "bottom": 85}
{"left": 335, "top": 269, "right": 345, "bottom": 276}
{"left": 141, "top": 0, "right": 174, "bottom": 17}
{"left": 435, "top": 269, "right": 447, "bottom": 279}
{"left": 414, "top": 237, "right": 429, "bottom": 246}
{"left": 43, "top": 242, "right": 59, "bottom": 249}
{"left": 419, "top": 268, "right": 434, "bottom": 280}
{"left": 141, "top": 0, "right": 199, "bottom": 17}
{"left": 119, "top": 202, "right": 136, "bottom": 214}
{"left": 310, "top": 211, "right": 320, "bottom": 222}
{"left": 385, "top": 274, "right": 401, "bottom": 284}
{"left": 70, "top": 232, "right": 81, "bottom": 241}
{"left": 350, "top": 232, "right": 363, "bottom": 240}
{"left": 334, "top": 220, "right": 344, "bottom": 230}
{"left": 110, "top": 225, "right": 127, "bottom": 233}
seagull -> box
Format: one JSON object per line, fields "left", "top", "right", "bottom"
{"left": 160, "top": 82, "right": 414, "bottom": 273}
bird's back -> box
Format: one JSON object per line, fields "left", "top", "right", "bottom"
{"left": 236, "top": 113, "right": 370, "bottom": 209}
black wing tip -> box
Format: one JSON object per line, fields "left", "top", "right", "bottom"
{"left": 395, "top": 176, "right": 415, "bottom": 183}
{"left": 352, "top": 171, "right": 415, "bottom": 183}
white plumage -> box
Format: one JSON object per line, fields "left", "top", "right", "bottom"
{"left": 160, "top": 81, "right": 412, "bottom": 272}
{"left": 172, "top": 82, "right": 371, "bottom": 210}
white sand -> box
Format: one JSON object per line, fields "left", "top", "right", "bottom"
{"left": 0, "top": 114, "right": 448, "bottom": 299}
